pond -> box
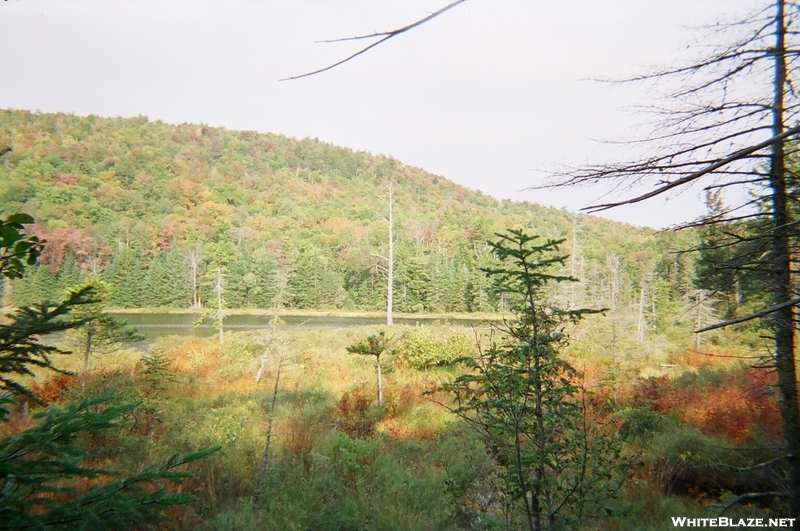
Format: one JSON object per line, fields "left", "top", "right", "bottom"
{"left": 111, "top": 313, "right": 491, "bottom": 340}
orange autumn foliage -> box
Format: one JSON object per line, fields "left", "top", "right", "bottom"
{"left": 633, "top": 366, "right": 781, "bottom": 441}
{"left": 31, "top": 373, "right": 78, "bottom": 404}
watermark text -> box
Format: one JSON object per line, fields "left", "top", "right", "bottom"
{"left": 672, "top": 517, "right": 796, "bottom": 528}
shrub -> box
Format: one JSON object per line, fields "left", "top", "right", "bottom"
{"left": 395, "top": 327, "right": 473, "bottom": 370}
{"left": 222, "top": 331, "right": 259, "bottom": 361}
{"left": 330, "top": 386, "right": 381, "bottom": 439}
{"left": 30, "top": 373, "right": 78, "bottom": 404}
{"left": 616, "top": 405, "right": 674, "bottom": 443}
{"left": 631, "top": 366, "right": 782, "bottom": 442}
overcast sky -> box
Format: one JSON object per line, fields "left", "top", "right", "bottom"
{"left": 1, "top": 0, "right": 756, "bottom": 228}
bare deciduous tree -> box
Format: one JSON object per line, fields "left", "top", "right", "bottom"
{"left": 186, "top": 246, "right": 202, "bottom": 309}
{"left": 374, "top": 181, "right": 396, "bottom": 326}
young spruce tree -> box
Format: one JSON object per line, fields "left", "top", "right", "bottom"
{"left": 439, "top": 229, "right": 624, "bottom": 531}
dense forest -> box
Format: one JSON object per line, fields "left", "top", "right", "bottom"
{"left": 0, "top": 110, "right": 695, "bottom": 319}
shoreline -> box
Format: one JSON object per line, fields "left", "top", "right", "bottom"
{"left": 103, "top": 307, "right": 508, "bottom": 321}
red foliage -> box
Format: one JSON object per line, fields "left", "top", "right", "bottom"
{"left": 283, "top": 412, "right": 330, "bottom": 473}
{"left": 682, "top": 350, "right": 708, "bottom": 368}
{"left": 31, "top": 374, "right": 78, "bottom": 404}
{"left": 92, "top": 185, "right": 116, "bottom": 200}
{"left": 156, "top": 222, "right": 181, "bottom": 252}
{"left": 34, "top": 225, "right": 101, "bottom": 272}
{"left": 53, "top": 173, "right": 79, "bottom": 185}
{"left": 632, "top": 375, "right": 670, "bottom": 406}
{"left": 330, "top": 386, "right": 376, "bottom": 439}
{"left": 632, "top": 367, "right": 781, "bottom": 441}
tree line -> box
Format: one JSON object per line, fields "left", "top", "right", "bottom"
{"left": 2, "top": 228, "right": 702, "bottom": 321}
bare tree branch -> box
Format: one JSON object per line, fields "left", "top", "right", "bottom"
{"left": 581, "top": 124, "right": 800, "bottom": 213}
{"left": 696, "top": 296, "right": 800, "bottom": 333}
{"left": 707, "top": 453, "right": 792, "bottom": 473}
{"left": 282, "top": 0, "right": 467, "bottom": 81}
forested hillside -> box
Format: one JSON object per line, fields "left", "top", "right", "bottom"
{"left": 0, "top": 109, "right": 692, "bottom": 313}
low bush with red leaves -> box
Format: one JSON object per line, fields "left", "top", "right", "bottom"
{"left": 632, "top": 366, "right": 781, "bottom": 441}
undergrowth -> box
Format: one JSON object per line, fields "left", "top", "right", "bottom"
{"left": 4, "top": 325, "right": 783, "bottom": 530}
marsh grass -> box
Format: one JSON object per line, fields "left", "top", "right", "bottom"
{"left": 6, "top": 322, "right": 782, "bottom": 530}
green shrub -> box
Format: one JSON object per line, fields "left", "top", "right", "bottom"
{"left": 222, "top": 331, "right": 259, "bottom": 361}
{"left": 674, "top": 364, "right": 728, "bottom": 389}
{"left": 616, "top": 405, "right": 675, "bottom": 443}
{"left": 395, "top": 327, "right": 473, "bottom": 370}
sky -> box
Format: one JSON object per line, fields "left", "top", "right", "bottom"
{"left": 0, "top": 0, "right": 757, "bottom": 228}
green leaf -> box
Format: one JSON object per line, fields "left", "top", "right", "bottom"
{"left": 6, "top": 213, "right": 35, "bottom": 224}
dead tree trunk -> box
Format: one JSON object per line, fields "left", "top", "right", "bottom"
{"left": 257, "top": 357, "right": 283, "bottom": 493}
{"left": 375, "top": 181, "right": 395, "bottom": 326}
{"left": 768, "top": 1, "right": 800, "bottom": 513}
{"left": 547, "top": 0, "right": 800, "bottom": 514}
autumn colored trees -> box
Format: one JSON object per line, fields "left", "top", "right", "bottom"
{"left": 0, "top": 110, "right": 683, "bottom": 316}
{"left": 0, "top": 214, "right": 216, "bottom": 528}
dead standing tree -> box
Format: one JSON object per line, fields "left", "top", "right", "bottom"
{"left": 373, "top": 180, "right": 396, "bottom": 326}
{"left": 549, "top": 0, "right": 800, "bottom": 516}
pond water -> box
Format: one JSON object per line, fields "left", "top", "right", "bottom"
{"left": 112, "top": 313, "right": 490, "bottom": 340}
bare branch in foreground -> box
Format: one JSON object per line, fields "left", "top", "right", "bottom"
{"left": 695, "top": 296, "right": 800, "bottom": 333}
{"left": 581, "top": 124, "right": 800, "bottom": 213}
{"left": 282, "top": 0, "right": 467, "bottom": 81}
{"left": 704, "top": 454, "right": 792, "bottom": 473}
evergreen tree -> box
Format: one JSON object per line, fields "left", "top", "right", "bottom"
{"left": 398, "top": 257, "right": 430, "bottom": 313}
{"left": 55, "top": 253, "right": 83, "bottom": 295}
{"left": 104, "top": 246, "right": 146, "bottom": 308}
{"left": 224, "top": 250, "right": 249, "bottom": 309}
{"left": 464, "top": 242, "right": 494, "bottom": 312}
{"left": 249, "top": 247, "right": 278, "bottom": 308}
{"left": 36, "top": 267, "right": 60, "bottom": 303}
{"left": 144, "top": 256, "right": 170, "bottom": 308}
{"left": 163, "top": 248, "right": 191, "bottom": 307}
{"left": 695, "top": 190, "right": 751, "bottom": 319}
{"left": 9, "top": 274, "right": 34, "bottom": 307}
{"left": 289, "top": 251, "right": 342, "bottom": 309}
{"left": 346, "top": 331, "right": 392, "bottom": 406}
{"left": 438, "top": 230, "right": 625, "bottom": 531}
